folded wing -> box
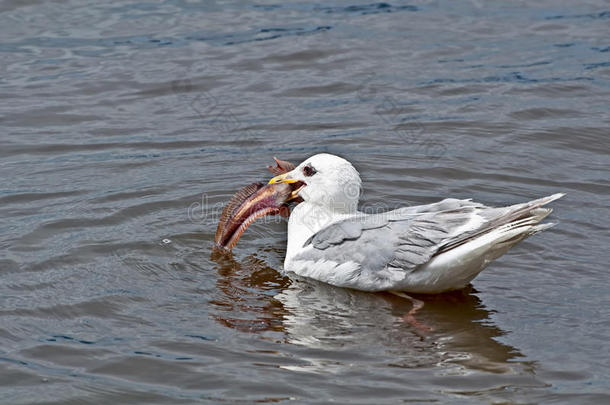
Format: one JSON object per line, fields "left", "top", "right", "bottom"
{"left": 291, "top": 194, "right": 563, "bottom": 291}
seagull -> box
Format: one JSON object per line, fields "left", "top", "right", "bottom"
{"left": 263, "top": 153, "right": 564, "bottom": 294}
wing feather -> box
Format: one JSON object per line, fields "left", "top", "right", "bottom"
{"left": 299, "top": 199, "right": 482, "bottom": 275}
{"left": 289, "top": 195, "right": 563, "bottom": 291}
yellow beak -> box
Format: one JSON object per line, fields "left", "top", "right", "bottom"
{"left": 268, "top": 172, "right": 304, "bottom": 201}
{"left": 268, "top": 173, "right": 299, "bottom": 185}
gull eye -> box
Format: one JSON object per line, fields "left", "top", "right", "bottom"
{"left": 302, "top": 164, "right": 317, "bottom": 177}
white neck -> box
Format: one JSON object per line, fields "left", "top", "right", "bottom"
{"left": 284, "top": 202, "right": 357, "bottom": 267}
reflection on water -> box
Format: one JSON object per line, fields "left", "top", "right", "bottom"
{"left": 211, "top": 251, "right": 535, "bottom": 377}
{"left": 210, "top": 250, "right": 291, "bottom": 333}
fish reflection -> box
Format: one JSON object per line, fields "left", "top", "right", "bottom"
{"left": 209, "top": 249, "right": 291, "bottom": 334}
{"left": 210, "top": 251, "right": 534, "bottom": 375}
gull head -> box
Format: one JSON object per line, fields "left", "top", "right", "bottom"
{"left": 268, "top": 153, "right": 361, "bottom": 213}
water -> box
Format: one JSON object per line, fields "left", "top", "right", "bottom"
{"left": 1, "top": 0, "right": 609, "bottom": 403}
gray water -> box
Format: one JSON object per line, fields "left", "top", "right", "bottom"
{"left": 1, "top": 0, "right": 609, "bottom": 403}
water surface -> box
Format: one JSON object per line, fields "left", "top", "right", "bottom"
{"left": 1, "top": 0, "right": 609, "bottom": 403}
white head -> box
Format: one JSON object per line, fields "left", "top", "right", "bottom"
{"left": 269, "top": 153, "right": 361, "bottom": 213}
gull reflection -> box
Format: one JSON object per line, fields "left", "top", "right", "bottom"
{"left": 210, "top": 250, "right": 534, "bottom": 375}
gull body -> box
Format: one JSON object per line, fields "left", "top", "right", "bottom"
{"left": 269, "top": 154, "right": 563, "bottom": 293}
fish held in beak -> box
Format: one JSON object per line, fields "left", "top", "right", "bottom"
{"left": 267, "top": 156, "right": 295, "bottom": 176}
{"left": 214, "top": 157, "right": 302, "bottom": 252}
{"left": 214, "top": 181, "right": 303, "bottom": 251}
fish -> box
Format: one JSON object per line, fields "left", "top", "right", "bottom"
{"left": 214, "top": 158, "right": 302, "bottom": 251}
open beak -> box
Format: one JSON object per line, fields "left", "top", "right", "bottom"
{"left": 268, "top": 173, "right": 305, "bottom": 201}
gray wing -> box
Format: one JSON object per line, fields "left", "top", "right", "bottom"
{"left": 290, "top": 195, "right": 562, "bottom": 291}
{"left": 297, "top": 198, "right": 485, "bottom": 273}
